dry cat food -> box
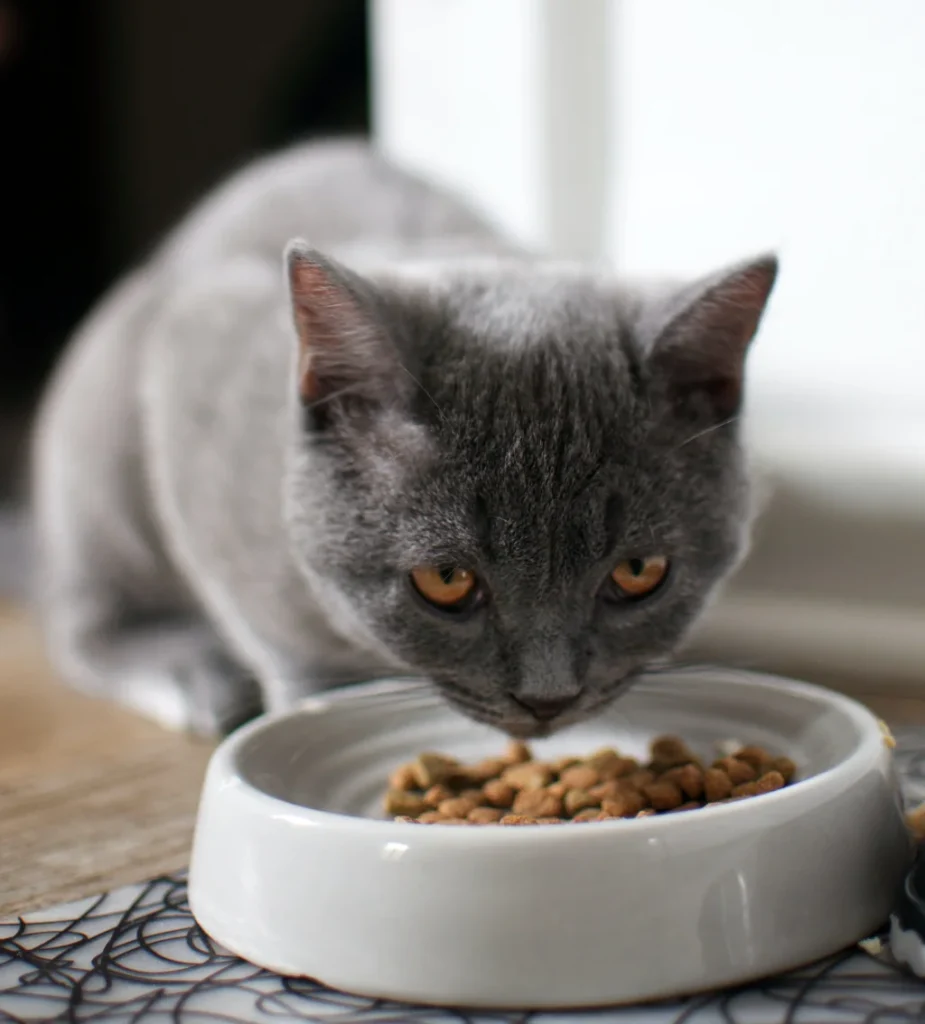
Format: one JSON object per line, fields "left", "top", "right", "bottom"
{"left": 384, "top": 736, "right": 796, "bottom": 825}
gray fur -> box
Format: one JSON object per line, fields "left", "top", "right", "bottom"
{"left": 32, "top": 137, "right": 777, "bottom": 737}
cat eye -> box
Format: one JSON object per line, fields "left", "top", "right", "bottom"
{"left": 410, "top": 566, "right": 480, "bottom": 610}
{"left": 608, "top": 555, "right": 670, "bottom": 600}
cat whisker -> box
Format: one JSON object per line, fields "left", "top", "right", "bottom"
{"left": 676, "top": 415, "right": 738, "bottom": 449}
{"left": 399, "top": 363, "right": 446, "bottom": 422}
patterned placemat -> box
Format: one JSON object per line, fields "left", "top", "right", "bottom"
{"left": 3, "top": 727, "right": 925, "bottom": 1023}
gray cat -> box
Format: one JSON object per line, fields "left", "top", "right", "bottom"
{"left": 32, "top": 138, "right": 777, "bottom": 738}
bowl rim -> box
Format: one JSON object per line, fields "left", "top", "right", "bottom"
{"left": 206, "top": 667, "right": 887, "bottom": 846}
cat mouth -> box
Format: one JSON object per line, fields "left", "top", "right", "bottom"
{"left": 432, "top": 674, "right": 641, "bottom": 737}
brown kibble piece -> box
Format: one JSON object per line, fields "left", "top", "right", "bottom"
{"left": 536, "top": 817, "right": 564, "bottom": 824}
{"left": 636, "top": 808, "right": 657, "bottom": 818}
{"left": 650, "top": 735, "right": 696, "bottom": 769}
{"left": 734, "top": 746, "right": 774, "bottom": 772}
{"left": 663, "top": 763, "right": 705, "bottom": 800}
{"left": 438, "top": 796, "right": 481, "bottom": 818}
{"left": 417, "top": 810, "right": 448, "bottom": 823}
{"left": 423, "top": 784, "right": 454, "bottom": 808}
{"left": 756, "top": 770, "right": 785, "bottom": 794}
{"left": 602, "top": 791, "right": 646, "bottom": 818}
{"left": 589, "top": 780, "right": 622, "bottom": 801}
{"left": 668, "top": 801, "right": 703, "bottom": 813}
{"left": 597, "top": 756, "right": 639, "bottom": 781}
{"left": 546, "top": 781, "right": 568, "bottom": 798}
{"left": 643, "top": 780, "right": 683, "bottom": 811}
{"left": 500, "top": 814, "right": 538, "bottom": 825}
{"left": 468, "top": 806, "right": 504, "bottom": 824}
{"left": 412, "top": 752, "right": 459, "bottom": 788}
{"left": 564, "top": 789, "right": 600, "bottom": 816}
{"left": 587, "top": 749, "right": 637, "bottom": 779}
{"left": 504, "top": 740, "right": 533, "bottom": 764}
{"left": 731, "top": 781, "right": 761, "bottom": 798}
{"left": 383, "top": 789, "right": 428, "bottom": 816}
{"left": 772, "top": 756, "right": 797, "bottom": 783}
{"left": 559, "top": 764, "right": 599, "bottom": 790}
{"left": 714, "top": 757, "right": 756, "bottom": 785}
{"left": 622, "top": 770, "right": 656, "bottom": 792}
{"left": 572, "top": 807, "right": 604, "bottom": 822}
{"left": 393, "top": 815, "right": 417, "bottom": 823}
{"left": 459, "top": 788, "right": 487, "bottom": 805}
{"left": 502, "top": 762, "right": 553, "bottom": 790}
{"left": 388, "top": 763, "right": 418, "bottom": 790}
{"left": 551, "top": 755, "right": 581, "bottom": 773}
{"left": 585, "top": 747, "right": 621, "bottom": 769}
{"left": 512, "top": 789, "right": 563, "bottom": 818}
{"left": 703, "top": 767, "right": 734, "bottom": 802}
{"left": 482, "top": 779, "right": 517, "bottom": 808}
{"left": 459, "top": 757, "right": 508, "bottom": 785}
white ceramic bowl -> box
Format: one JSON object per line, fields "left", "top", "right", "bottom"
{"left": 188, "top": 668, "right": 910, "bottom": 1009}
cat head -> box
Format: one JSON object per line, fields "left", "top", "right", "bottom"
{"left": 282, "top": 243, "right": 777, "bottom": 736}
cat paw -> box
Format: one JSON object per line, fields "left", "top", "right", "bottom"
{"left": 117, "top": 647, "right": 263, "bottom": 737}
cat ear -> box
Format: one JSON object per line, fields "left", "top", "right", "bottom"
{"left": 285, "top": 240, "right": 402, "bottom": 422}
{"left": 647, "top": 254, "right": 778, "bottom": 422}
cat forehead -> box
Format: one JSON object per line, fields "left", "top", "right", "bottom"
{"left": 417, "top": 340, "right": 644, "bottom": 518}
{"left": 433, "top": 266, "right": 630, "bottom": 346}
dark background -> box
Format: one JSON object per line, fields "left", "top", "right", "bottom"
{"left": 0, "top": 0, "right": 369, "bottom": 495}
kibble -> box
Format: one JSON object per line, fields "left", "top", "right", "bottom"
{"left": 468, "top": 806, "right": 504, "bottom": 824}
{"left": 703, "top": 767, "right": 734, "bottom": 803}
{"left": 512, "top": 788, "right": 563, "bottom": 818}
{"left": 642, "top": 780, "right": 683, "bottom": 811}
{"left": 423, "top": 784, "right": 454, "bottom": 808}
{"left": 410, "top": 752, "right": 459, "bottom": 789}
{"left": 438, "top": 795, "right": 481, "bottom": 818}
{"left": 563, "top": 788, "right": 599, "bottom": 816}
{"left": 504, "top": 740, "right": 533, "bottom": 764}
{"left": 559, "top": 764, "right": 600, "bottom": 790}
{"left": 502, "top": 762, "right": 553, "bottom": 790}
{"left": 385, "top": 735, "right": 796, "bottom": 825}
{"left": 482, "top": 779, "right": 516, "bottom": 808}
{"left": 713, "top": 757, "right": 757, "bottom": 785}
{"left": 601, "top": 790, "right": 647, "bottom": 818}
{"left": 383, "top": 789, "right": 428, "bottom": 816}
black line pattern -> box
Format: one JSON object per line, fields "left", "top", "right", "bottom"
{"left": 2, "top": 727, "right": 925, "bottom": 1023}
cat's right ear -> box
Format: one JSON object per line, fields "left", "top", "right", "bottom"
{"left": 646, "top": 254, "right": 778, "bottom": 424}
{"left": 285, "top": 240, "right": 403, "bottom": 423}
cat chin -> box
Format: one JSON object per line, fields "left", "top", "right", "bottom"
{"left": 434, "top": 684, "right": 634, "bottom": 738}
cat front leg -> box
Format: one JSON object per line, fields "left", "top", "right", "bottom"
{"left": 44, "top": 597, "right": 263, "bottom": 736}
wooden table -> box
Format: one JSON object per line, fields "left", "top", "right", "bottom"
{"left": 0, "top": 604, "right": 214, "bottom": 917}
{"left": 2, "top": 599, "right": 924, "bottom": 920}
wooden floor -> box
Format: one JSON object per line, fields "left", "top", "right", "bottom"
{"left": 2, "top": 599, "right": 925, "bottom": 920}
{"left": 0, "top": 603, "right": 214, "bottom": 917}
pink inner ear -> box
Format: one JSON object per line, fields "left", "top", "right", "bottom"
{"left": 289, "top": 258, "right": 353, "bottom": 404}
{"left": 653, "top": 259, "right": 776, "bottom": 422}
{"left": 713, "top": 264, "right": 776, "bottom": 348}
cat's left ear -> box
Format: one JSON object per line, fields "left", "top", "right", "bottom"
{"left": 286, "top": 240, "right": 406, "bottom": 426}
{"left": 647, "top": 254, "right": 778, "bottom": 422}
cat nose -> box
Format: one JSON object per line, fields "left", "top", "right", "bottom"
{"left": 510, "top": 693, "right": 580, "bottom": 722}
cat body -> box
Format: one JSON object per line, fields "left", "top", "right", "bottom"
{"left": 33, "top": 138, "right": 777, "bottom": 736}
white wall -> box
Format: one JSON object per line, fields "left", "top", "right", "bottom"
{"left": 371, "top": 0, "right": 612, "bottom": 260}
{"left": 609, "top": 0, "right": 925, "bottom": 410}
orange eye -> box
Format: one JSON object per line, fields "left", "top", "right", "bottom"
{"left": 610, "top": 556, "right": 669, "bottom": 598}
{"left": 411, "top": 566, "right": 478, "bottom": 608}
